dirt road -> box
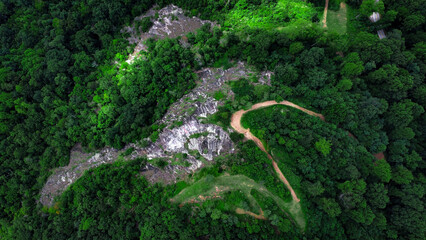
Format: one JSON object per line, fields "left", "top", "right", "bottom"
{"left": 231, "top": 99, "right": 385, "bottom": 208}
{"left": 230, "top": 100, "right": 324, "bottom": 203}
{"left": 322, "top": 0, "right": 329, "bottom": 28}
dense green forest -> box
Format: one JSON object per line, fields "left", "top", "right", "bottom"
{"left": 0, "top": 0, "right": 425, "bottom": 239}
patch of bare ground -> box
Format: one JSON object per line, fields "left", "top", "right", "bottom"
{"left": 235, "top": 208, "right": 266, "bottom": 220}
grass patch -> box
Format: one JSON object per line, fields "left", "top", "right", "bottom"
{"left": 225, "top": 0, "right": 317, "bottom": 30}
{"left": 189, "top": 132, "right": 209, "bottom": 139}
{"left": 171, "top": 153, "right": 191, "bottom": 167}
{"left": 325, "top": 2, "right": 348, "bottom": 34}
{"left": 171, "top": 174, "right": 305, "bottom": 230}
{"left": 121, "top": 147, "right": 134, "bottom": 157}
{"left": 148, "top": 157, "right": 169, "bottom": 169}
{"left": 169, "top": 120, "right": 183, "bottom": 129}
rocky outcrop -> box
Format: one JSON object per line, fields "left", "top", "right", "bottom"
{"left": 122, "top": 5, "right": 215, "bottom": 63}
{"left": 39, "top": 144, "right": 121, "bottom": 206}
{"left": 139, "top": 62, "right": 271, "bottom": 183}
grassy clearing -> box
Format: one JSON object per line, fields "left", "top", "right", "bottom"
{"left": 325, "top": 2, "right": 348, "bottom": 34}
{"left": 171, "top": 174, "right": 306, "bottom": 230}
{"left": 189, "top": 132, "right": 209, "bottom": 139}
{"left": 225, "top": 0, "right": 317, "bottom": 30}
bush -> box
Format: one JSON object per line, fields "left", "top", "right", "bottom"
{"left": 157, "top": 159, "right": 168, "bottom": 169}
{"left": 214, "top": 91, "right": 226, "bottom": 100}
{"left": 122, "top": 147, "right": 135, "bottom": 156}
{"left": 138, "top": 17, "right": 153, "bottom": 33}
{"left": 230, "top": 132, "right": 244, "bottom": 142}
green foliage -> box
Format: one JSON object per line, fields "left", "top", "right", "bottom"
{"left": 137, "top": 17, "right": 153, "bottom": 33}
{"left": 225, "top": 0, "right": 317, "bottom": 29}
{"left": 289, "top": 42, "right": 304, "bottom": 55}
{"left": 1, "top": 0, "right": 425, "bottom": 239}
{"left": 303, "top": 181, "right": 325, "bottom": 197}
{"left": 80, "top": 218, "right": 93, "bottom": 231}
{"left": 189, "top": 132, "right": 209, "bottom": 139}
{"left": 360, "top": 0, "right": 384, "bottom": 16}
{"left": 0, "top": 0, "right": 157, "bottom": 224}
{"left": 392, "top": 165, "right": 414, "bottom": 185}
{"left": 230, "top": 132, "right": 245, "bottom": 143}
{"left": 319, "top": 198, "right": 341, "bottom": 217}
{"left": 149, "top": 131, "right": 160, "bottom": 143}
{"left": 274, "top": 64, "right": 299, "bottom": 85}
{"left": 372, "top": 159, "right": 392, "bottom": 183}
{"left": 314, "top": 138, "right": 332, "bottom": 156}
{"left": 238, "top": 103, "right": 403, "bottom": 238}
{"left": 341, "top": 53, "right": 364, "bottom": 78}
{"left": 213, "top": 91, "right": 226, "bottom": 101}
{"left": 157, "top": 159, "right": 169, "bottom": 169}
{"left": 94, "top": 38, "right": 197, "bottom": 148}
{"left": 230, "top": 78, "right": 255, "bottom": 100}
{"left": 213, "top": 56, "right": 233, "bottom": 69}
{"left": 207, "top": 104, "right": 232, "bottom": 127}
{"left": 121, "top": 147, "right": 135, "bottom": 157}
{"left": 336, "top": 78, "right": 353, "bottom": 91}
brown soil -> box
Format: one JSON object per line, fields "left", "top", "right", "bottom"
{"left": 235, "top": 208, "right": 267, "bottom": 220}
{"left": 178, "top": 185, "right": 227, "bottom": 207}
{"left": 374, "top": 152, "right": 385, "bottom": 160}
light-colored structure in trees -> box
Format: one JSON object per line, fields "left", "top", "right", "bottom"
{"left": 368, "top": 0, "right": 386, "bottom": 39}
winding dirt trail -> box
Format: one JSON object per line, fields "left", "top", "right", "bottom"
{"left": 231, "top": 100, "right": 325, "bottom": 203}
{"left": 231, "top": 99, "right": 385, "bottom": 210}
